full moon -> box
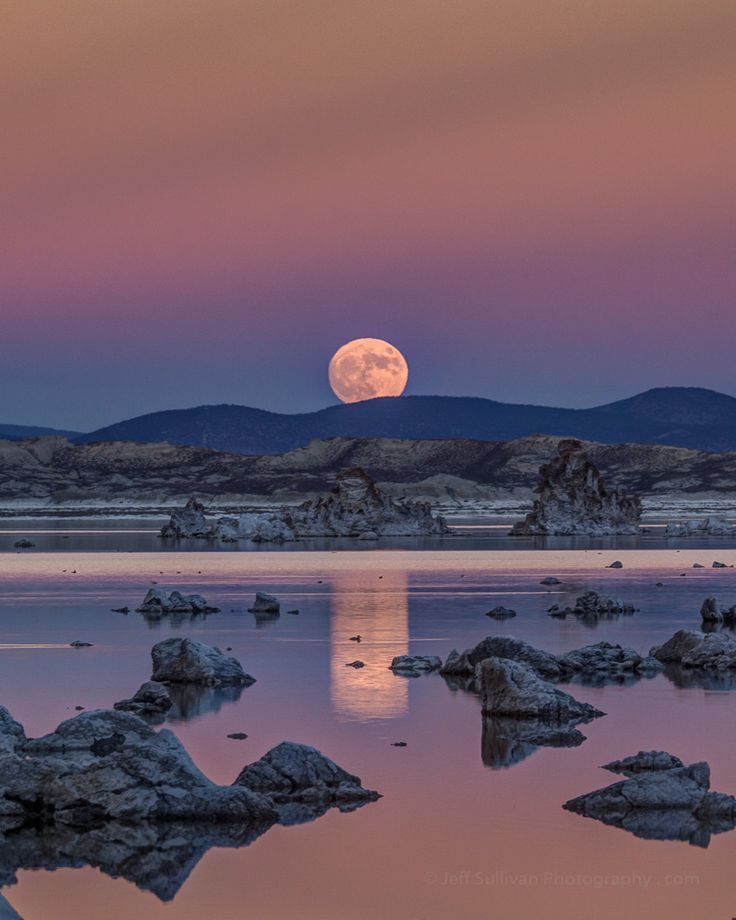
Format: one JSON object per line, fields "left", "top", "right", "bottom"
{"left": 328, "top": 338, "right": 409, "bottom": 404}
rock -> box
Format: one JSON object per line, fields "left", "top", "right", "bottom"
{"left": 70, "top": 640, "right": 93, "bottom": 648}
{"left": 713, "top": 561, "right": 730, "bottom": 568}
{"left": 111, "top": 606, "right": 130, "bottom": 614}
{"left": 510, "top": 439, "right": 641, "bottom": 536}
{"left": 441, "top": 636, "right": 563, "bottom": 680}
{"left": 391, "top": 741, "right": 407, "bottom": 747}
{"left": 212, "top": 467, "right": 449, "bottom": 542}
{"left": 389, "top": 655, "right": 443, "bottom": 676}
{"left": 485, "top": 606, "right": 517, "bottom": 620}
{"left": 286, "top": 609, "right": 300, "bottom": 615}
{"left": 136, "top": 589, "right": 219, "bottom": 616}
{"left": 699, "top": 596, "right": 736, "bottom": 625}
{"left": 345, "top": 660, "right": 365, "bottom": 669}
{"left": 693, "top": 563, "right": 705, "bottom": 569}
{"left": 680, "top": 633, "right": 736, "bottom": 670}
{"left": 547, "top": 590, "right": 636, "bottom": 621}
{"left": 635, "top": 656, "right": 665, "bottom": 675}
{"left": 477, "top": 657, "right": 605, "bottom": 722}
{"left": 607, "top": 560, "right": 623, "bottom": 569}
{"left": 248, "top": 593, "right": 280, "bottom": 614}
{"left": 114, "top": 681, "right": 172, "bottom": 718}
{"left": 160, "top": 497, "right": 212, "bottom": 539}
{"left": 540, "top": 576, "right": 562, "bottom": 585}
{"left": 650, "top": 629, "right": 706, "bottom": 663}
{"left": 563, "top": 759, "right": 736, "bottom": 846}
{"left": 13, "top": 539, "right": 35, "bottom": 548}
{"left": 227, "top": 733, "right": 248, "bottom": 740}
{"left": 234, "top": 741, "right": 380, "bottom": 821}
{"left": 603, "top": 751, "right": 685, "bottom": 775}
{"left": 151, "top": 638, "right": 255, "bottom": 686}
{"left": 559, "top": 642, "right": 643, "bottom": 675}
{"left": 0, "top": 707, "right": 380, "bottom": 899}
{"left": 666, "top": 517, "right": 734, "bottom": 536}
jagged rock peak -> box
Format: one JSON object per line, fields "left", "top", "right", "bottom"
{"left": 510, "top": 439, "right": 642, "bottom": 535}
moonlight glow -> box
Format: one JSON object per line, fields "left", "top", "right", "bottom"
{"left": 328, "top": 338, "right": 409, "bottom": 404}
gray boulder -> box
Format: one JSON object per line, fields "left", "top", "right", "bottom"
{"left": 700, "top": 597, "right": 736, "bottom": 625}
{"left": 477, "top": 657, "right": 605, "bottom": 722}
{"left": 234, "top": 741, "right": 380, "bottom": 822}
{"left": 650, "top": 629, "right": 706, "bottom": 663}
{"left": 248, "top": 592, "right": 280, "bottom": 614}
{"left": 485, "top": 606, "right": 517, "bottom": 620}
{"left": 389, "top": 655, "right": 443, "bottom": 676}
{"left": 559, "top": 642, "right": 643, "bottom": 675}
{"left": 442, "top": 636, "right": 563, "bottom": 680}
{"left": 114, "top": 681, "right": 172, "bottom": 718}
{"left": 151, "top": 638, "right": 255, "bottom": 686}
{"left": 547, "top": 590, "right": 636, "bottom": 621}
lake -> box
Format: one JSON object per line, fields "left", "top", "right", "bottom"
{"left": 1, "top": 537, "right": 736, "bottom": 918}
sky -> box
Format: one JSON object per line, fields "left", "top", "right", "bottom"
{"left": 2, "top": 0, "right": 735, "bottom": 431}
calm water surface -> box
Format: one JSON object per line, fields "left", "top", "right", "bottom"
{"left": 1, "top": 544, "right": 736, "bottom": 918}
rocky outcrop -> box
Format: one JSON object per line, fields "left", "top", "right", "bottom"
{"left": 160, "top": 497, "right": 212, "bottom": 538}
{"left": 114, "top": 681, "right": 173, "bottom": 720}
{"left": 389, "top": 655, "right": 443, "bottom": 676}
{"left": 602, "top": 751, "right": 685, "bottom": 775}
{"left": 478, "top": 657, "right": 604, "bottom": 722}
{"left": 441, "top": 636, "right": 563, "bottom": 680}
{"left": 151, "top": 638, "right": 255, "bottom": 686}
{"left": 442, "top": 636, "right": 661, "bottom": 688}
{"left": 163, "top": 467, "right": 450, "bottom": 543}
{"left": 136, "top": 589, "right": 219, "bottom": 616}
{"left": 700, "top": 596, "right": 736, "bottom": 625}
{"left": 563, "top": 758, "right": 736, "bottom": 846}
{"left": 510, "top": 439, "right": 642, "bottom": 535}
{"left": 650, "top": 629, "right": 736, "bottom": 669}
{"left": 234, "top": 741, "right": 380, "bottom": 823}
{"left": 547, "top": 590, "right": 636, "bottom": 621}
{"left": 0, "top": 707, "right": 379, "bottom": 900}
{"left": 666, "top": 517, "right": 734, "bottom": 536}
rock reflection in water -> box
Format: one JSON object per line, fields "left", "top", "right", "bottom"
{"left": 166, "top": 684, "right": 244, "bottom": 722}
{"left": 330, "top": 571, "right": 408, "bottom": 721}
{"left": 481, "top": 715, "right": 586, "bottom": 769}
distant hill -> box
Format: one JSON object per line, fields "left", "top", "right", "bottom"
{"left": 0, "top": 424, "right": 80, "bottom": 441}
{"left": 2, "top": 432, "right": 736, "bottom": 512}
{"left": 74, "top": 388, "right": 736, "bottom": 455}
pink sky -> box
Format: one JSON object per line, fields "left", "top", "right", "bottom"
{"left": 2, "top": 1, "right": 735, "bottom": 428}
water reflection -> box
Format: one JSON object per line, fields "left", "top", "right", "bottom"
{"left": 166, "top": 684, "right": 244, "bottom": 722}
{"left": 481, "top": 715, "right": 586, "bottom": 769}
{"left": 330, "top": 571, "right": 409, "bottom": 721}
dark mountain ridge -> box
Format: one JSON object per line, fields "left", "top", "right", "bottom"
{"left": 73, "top": 387, "right": 736, "bottom": 455}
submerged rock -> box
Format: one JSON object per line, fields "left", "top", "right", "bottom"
{"left": 389, "top": 655, "right": 443, "bottom": 676}
{"left": 477, "top": 657, "right": 604, "bottom": 722}
{"left": 563, "top": 759, "right": 736, "bottom": 846}
{"left": 136, "top": 589, "right": 220, "bottom": 616}
{"left": 151, "top": 638, "right": 255, "bottom": 686}
{"left": 160, "top": 497, "right": 213, "bottom": 539}
{"left": 485, "top": 606, "right": 517, "bottom": 620}
{"left": 114, "top": 682, "right": 173, "bottom": 719}
{"left": 510, "top": 439, "right": 642, "bottom": 536}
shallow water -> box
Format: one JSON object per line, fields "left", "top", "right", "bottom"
{"left": 2, "top": 548, "right": 736, "bottom": 918}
